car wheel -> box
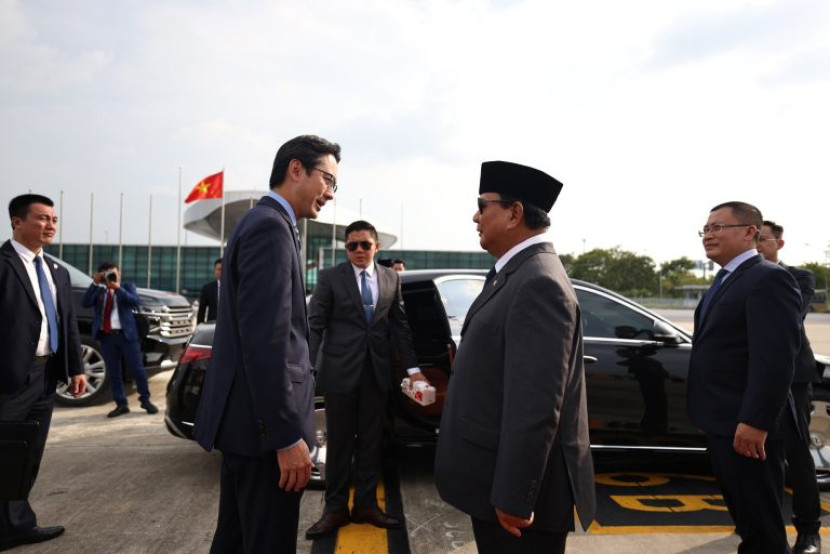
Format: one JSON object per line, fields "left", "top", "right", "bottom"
{"left": 809, "top": 388, "right": 830, "bottom": 486}
{"left": 308, "top": 397, "right": 327, "bottom": 490}
{"left": 55, "top": 339, "right": 111, "bottom": 406}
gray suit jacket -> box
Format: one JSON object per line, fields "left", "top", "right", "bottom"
{"left": 308, "top": 262, "right": 418, "bottom": 394}
{"left": 434, "top": 242, "right": 596, "bottom": 532}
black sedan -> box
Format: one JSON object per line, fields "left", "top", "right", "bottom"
{"left": 165, "top": 269, "right": 830, "bottom": 486}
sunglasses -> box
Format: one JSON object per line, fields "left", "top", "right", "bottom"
{"left": 345, "top": 240, "right": 374, "bottom": 252}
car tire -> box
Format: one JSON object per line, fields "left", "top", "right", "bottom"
{"left": 809, "top": 387, "right": 830, "bottom": 487}
{"left": 55, "top": 339, "right": 111, "bottom": 406}
{"left": 308, "top": 397, "right": 327, "bottom": 490}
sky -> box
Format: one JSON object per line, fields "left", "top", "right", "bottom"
{"left": 2, "top": 0, "right": 829, "bottom": 267}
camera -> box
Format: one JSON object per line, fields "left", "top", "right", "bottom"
{"left": 105, "top": 271, "right": 118, "bottom": 283}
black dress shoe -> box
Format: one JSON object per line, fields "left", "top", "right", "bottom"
{"left": 794, "top": 532, "right": 821, "bottom": 554}
{"left": 351, "top": 506, "right": 402, "bottom": 529}
{"left": 0, "top": 525, "right": 65, "bottom": 551}
{"left": 107, "top": 404, "right": 130, "bottom": 418}
{"left": 305, "top": 510, "right": 350, "bottom": 539}
{"left": 140, "top": 400, "right": 159, "bottom": 414}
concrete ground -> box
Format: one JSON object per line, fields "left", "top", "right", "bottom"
{"left": 10, "top": 311, "right": 830, "bottom": 553}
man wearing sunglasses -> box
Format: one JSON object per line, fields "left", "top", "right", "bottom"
{"left": 435, "top": 162, "right": 596, "bottom": 554}
{"left": 306, "top": 220, "right": 426, "bottom": 539}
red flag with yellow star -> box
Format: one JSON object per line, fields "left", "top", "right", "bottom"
{"left": 185, "top": 171, "right": 224, "bottom": 203}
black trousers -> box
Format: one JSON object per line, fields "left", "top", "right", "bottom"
{"left": 787, "top": 382, "right": 821, "bottom": 533}
{"left": 707, "top": 434, "right": 790, "bottom": 554}
{"left": 471, "top": 517, "right": 567, "bottom": 554}
{"left": 0, "top": 358, "right": 56, "bottom": 538}
{"left": 210, "top": 451, "right": 303, "bottom": 554}
{"left": 323, "top": 357, "right": 386, "bottom": 512}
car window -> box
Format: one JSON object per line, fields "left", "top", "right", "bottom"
{"left": 435, "top": 277, "right": 485, "bottom": 338}
{"left": 575, "top": 287, "right": 656, "bottom": 340}
{"left": 45, "top": 255, "right": 93, "bottom": 288}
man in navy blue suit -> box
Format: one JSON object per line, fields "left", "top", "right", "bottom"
{"left": 1, "top": 194, "right": 86, "bottom": 550}
{"left": 194, "top": 134, "right": 341, "bottom": 553}
{"left": 687, "top": 201, "right": 802, "bottom": 554}
{"left": 82, "top": 262, "right": 158, "bottom": 418}
{"left": 758, "top": 220, "right": 821, "bottom": 554}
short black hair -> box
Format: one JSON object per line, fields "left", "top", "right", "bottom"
{"left": 344, "top": 220, "right": 379, "bottom": 242}
{"left": 97, "top": 261, "right": 118, "bottom": 272}
{"left": 710, "top": 201, "right": 762, "bottom": 241}
{"left": 763, "top": 220, "right": 784, "bottom": 239}
{"left": 393, "top": 259, "right": 405, "bottom": 266}
{"left": 269, "top": 135, "right": 341, "bottom": 189}
{"left": 499, "top": 194, "right": 551, "bottom": 230}
{"left": 214, "top": 258, "right": 222, "bottom": 266}
{"left": 9, "top": 194, "right": 54, "bottom": 221}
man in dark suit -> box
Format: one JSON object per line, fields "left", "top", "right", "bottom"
{"left": 758, "top": 219, "right": 821, "bottom": 554}
{"left": 194, "top": 134, "right": 340, "bottom": 553}
{"left": 82, "top": 262, "right": 158, "bottom": 418}
{"left": 687, "top": 201, "right": 802, "bottom": 554}
{"left": 197, "top": 258, "right": 222, "bottom": 323}
{"left": 305, "top": 220, "right": 426, "bottom": 539}
{"left": 0, "top": 194, "right": 86, "bottom": 550}
{"left": 434, "top": 162, "right": 596, "bottom": 554}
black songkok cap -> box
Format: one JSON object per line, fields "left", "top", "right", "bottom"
{"left": 479, "top": 161, "right": 563, "bottom": 213}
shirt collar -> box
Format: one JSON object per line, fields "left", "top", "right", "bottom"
{"left": 494, "top": 233, "right": 550, "bottom": 274}
{"left": 352, "top": 263, "right": 375, "bottom": 278}
{"left": 10, "top": 239, "right": 42, "bottom": 263}
{"left": 721, "top": 248, "right": 758, "bottom": 274}
{"left": 267, "top": 190, "right": 298, "bottom": 227}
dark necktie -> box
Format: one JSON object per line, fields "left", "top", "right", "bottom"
{"left": 34, "top": 256, "right": 59, "bottom": 353}
{"left": 485, "top": 267, "right": 497, "bottom": 285}
{"left": 699, "top": 268, "right": 729, "bottom": 320}
{"left": 103, "top": 289, "right": 114, "bottom": 333}
{"left": 360, "top": 270, "right": 374, "bottom": 323}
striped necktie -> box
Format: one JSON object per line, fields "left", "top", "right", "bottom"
{"left": 34, "top": 256, "right": 59, "bottom": 353}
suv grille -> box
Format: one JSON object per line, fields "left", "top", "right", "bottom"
{"left": 141, "top": 306, "right": 196, "bottom": 339}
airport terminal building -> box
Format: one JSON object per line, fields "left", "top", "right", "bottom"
{"left": 45, "top": 191, "right": 491, "bottom": 297}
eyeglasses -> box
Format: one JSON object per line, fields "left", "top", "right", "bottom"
{"left": 477, "top": 198, "right": 513, "bottom": 214}
{"left": 758, "top": 236, "right": 779, "bottom": 242}
{"left": 698, "top": 224, "right": 752, "bottom": 237}
{"left": 311, "top": 167, "right": 338, "bottom": 193}
{"left": 346, "top": 240, "right": 374, "bottom": 252}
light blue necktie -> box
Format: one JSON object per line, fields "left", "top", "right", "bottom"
{"left": 360, "top": 270, "right": 374, "bottom": 323}
{"left": 34, "top": 256, "right": 59, "bottom": 353}
{"left": 699, "top": 268, "right": 729, "bottom": 321}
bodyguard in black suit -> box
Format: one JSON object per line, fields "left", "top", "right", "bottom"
{"left": 758, "top": 220, "right": 821, "bottom": 554}
{"left": 193, "top": 135, "right": 340, "bottom": 553}
{"left": 305, "top": 220, "right": 425, "bottom": 539}
{"left": 0, "top": 194, "right": 86, "bottom": 551}
{"left": 688, "top": 201, "right": 802, "bottom": 554}
{"left": 435, "top": 162, "right": 595, "bottom": 554}
{"left": 197, "top": 258, "right": 221, "bottom": 323}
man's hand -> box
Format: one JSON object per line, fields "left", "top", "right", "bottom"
{"left": 733, "top": 422, "right": 768, "bottom": 460}
{"left": 409, "top": 371, "right": 429, "bottom": 385}
{"left": 495, "top": 507, "right": 534, "bottom": 537}
{"left": 70, "top": 374, "right": 87, "bottom": 397}
{"left": 277, "top": 439, "right": 313, "bottom": 492}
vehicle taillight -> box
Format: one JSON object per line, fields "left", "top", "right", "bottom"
{"left": 178, "top": 345, "right": 212, "bottom": 365}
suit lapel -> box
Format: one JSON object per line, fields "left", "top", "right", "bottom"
{"left": 341, "top": 263, "right": 366, "bottom": 320}
{"left": 2, "top": 241, "right": 40, "bottom": 311}
{"left": 697, "top": 255, "right": 762, "bottom": 331}
{"left": 462, "top": 243, "right": 551, "bottom": 335}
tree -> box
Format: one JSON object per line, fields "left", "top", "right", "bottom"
{"left": 803, "top": 262, "right": 828, "bottom": 291}
{"left": 569, "top": 247, "right": 656, "bottom": 296}
{"left": 658, "top": 257, "right": 704, "bottom": 297}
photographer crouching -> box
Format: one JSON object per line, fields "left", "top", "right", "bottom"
{"left": 81, "top": 262, "right": 158, "bottom": 418}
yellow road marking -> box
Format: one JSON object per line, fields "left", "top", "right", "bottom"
{"left": 335, "top": 481, "right": 389, "bottom": 553}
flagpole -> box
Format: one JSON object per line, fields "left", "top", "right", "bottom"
{"left": 118, "top": 193, "right": 124, "bottom": 267}
{"left": 219, "top": 167, "right": 226, "bottom": 257}
{"left": 176, "top": 166, "right": 182, "bottom": 294}
{"left": 58, "top": 190, "right": 64, "bottom": 259}
{"left": 88, "top": 192, "right": 94, "bottom": 275}
{"left": 147, "top": 194, "right": 153, "bottom": 288}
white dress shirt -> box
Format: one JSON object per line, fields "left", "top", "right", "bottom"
{"left": 11, "top": 239, "right": 59, "bottom": 356}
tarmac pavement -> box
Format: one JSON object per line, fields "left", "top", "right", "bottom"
{"left": 11, "top": 310, "right": 830, "bottom": 553}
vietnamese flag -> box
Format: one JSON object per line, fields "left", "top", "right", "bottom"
{"left": 185, "top": 171, "right": 224, "bottom": 203}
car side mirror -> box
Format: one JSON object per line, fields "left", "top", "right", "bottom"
{"left": 653, "top": 320, "right": 681, "bottom": 344}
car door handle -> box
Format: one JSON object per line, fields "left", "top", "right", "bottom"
{"left": 584, "top": 356, "right": 598, "bottom": 364}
